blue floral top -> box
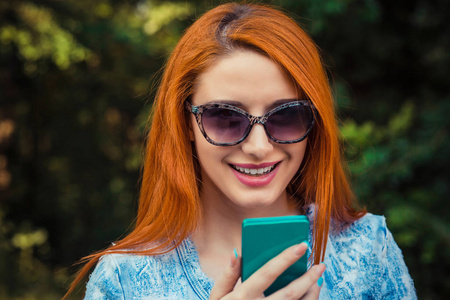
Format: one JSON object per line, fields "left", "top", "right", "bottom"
{"left": 84, "top": 210, "right": 417, "bottom": 299}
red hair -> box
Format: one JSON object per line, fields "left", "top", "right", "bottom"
{"left": 65, "top": 3, "right": 365, "bottom": 297}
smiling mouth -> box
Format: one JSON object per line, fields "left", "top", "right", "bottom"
{"left": 230, "top": 163, "right": 279, "bottom": 176}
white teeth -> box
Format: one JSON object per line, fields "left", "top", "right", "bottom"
{"left": 233, "top": 164, "right": 276, "bottom": 176}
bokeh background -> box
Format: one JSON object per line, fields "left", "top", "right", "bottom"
{"left": 0, "top": 0, "right": 449, "bottom": 298}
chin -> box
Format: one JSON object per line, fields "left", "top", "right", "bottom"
{"left": 232, "top": 194, "right": 281, "bottom": 210}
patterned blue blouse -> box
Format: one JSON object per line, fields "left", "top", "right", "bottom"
{"left": 84, "top": 209, "right": 417, "bottom": 299}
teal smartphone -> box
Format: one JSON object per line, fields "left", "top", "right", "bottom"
{"left": 241, "top": 215, "right": 309, "bottom": 296}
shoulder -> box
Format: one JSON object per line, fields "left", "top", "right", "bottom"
{"left": 325, "top": 213, "right": 389, "bottom": 276}
{"left": 100, "top": 247, "right": 181, "bottom": 272}
{"left": 91, "top": 248, "right": 180, "bottom": 277}
{"left": 330, "top": 213, "right": 388, "bottom": 248}
{"left": 321, "top": 213, "right": 417, "bottom": 299}
{"left": 84, "top": 254, "right": 128, "bottom": 299}
{"left": 305, "top": 206, "right": 387, "bottom": 245}
{"left": 84, "top": 249, "right": 187, "bottom": 299}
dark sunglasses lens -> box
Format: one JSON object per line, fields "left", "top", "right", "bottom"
{"left": 202, "top": 107, "right": 249, "bottom": 144}
{"left": 266, "top": 105, "right": 313, "bottom": 141}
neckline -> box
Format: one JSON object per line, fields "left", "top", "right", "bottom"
{"left": 176, "top": 238, "right": 214, "bottom": 300}
{"left": 176, "top": 207, "right": 316, "bottom": 299}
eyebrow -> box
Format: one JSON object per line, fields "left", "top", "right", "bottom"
{"left": 203, "top": 100, "right": 243, "bottom": 106}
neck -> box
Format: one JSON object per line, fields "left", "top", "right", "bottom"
{"left": 191, "top": 184, "right": 301, "bottom": 281}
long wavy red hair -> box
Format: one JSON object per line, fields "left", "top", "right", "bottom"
{"left": 65, "top": 3, "right": 365, "bottom": 297}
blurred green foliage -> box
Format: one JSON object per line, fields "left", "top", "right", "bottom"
{"left": 0, "top": 0, "right": 448, "bottom": 298}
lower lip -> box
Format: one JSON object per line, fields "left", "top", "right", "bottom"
{"left": 231, "top": 164, "right": 280, "bottom": 187}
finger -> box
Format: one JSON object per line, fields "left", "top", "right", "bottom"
{"left": 267, "top": 263, "right": 326, "bottom": 300}
{"left": 301, "top": 276, "right": 323, "bottom": 300}
{"left": 239, "top": 242, "right": 309, "bottom": 298}
{"left": 209, "top": 249, "right": 241, "bottom": 300}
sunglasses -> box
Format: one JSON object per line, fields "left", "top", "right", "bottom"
{"left": 186, "top": 100, "right": 316, "bottom": 146}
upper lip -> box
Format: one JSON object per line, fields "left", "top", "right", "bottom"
{"left": 230, "top": 161, "right": 280, "bottom": 169}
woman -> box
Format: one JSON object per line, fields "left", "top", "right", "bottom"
{"left": 66, "top": 3, "right": 416, "bottom": 299}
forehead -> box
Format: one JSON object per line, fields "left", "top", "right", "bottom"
{"left": 191, "top": 51, "right": 298, "bottom": 112}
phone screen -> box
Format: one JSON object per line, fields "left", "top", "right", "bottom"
{"left": 241, "top": 215, "right": 310, "bottom": 296}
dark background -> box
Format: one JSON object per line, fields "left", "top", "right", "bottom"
{"left": 0, "top": 0, "right": 448, "bottom": 298}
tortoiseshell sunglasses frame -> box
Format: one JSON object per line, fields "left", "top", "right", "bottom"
{"left": 185, "top": 100, "right": 316, "bottom": 146}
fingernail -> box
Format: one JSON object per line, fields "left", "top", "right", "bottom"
{"left": 234, "top": 248, "right": 238, "bottom": 259}
{"left": 317, "top": 277, "right": 324, "bottom": 287}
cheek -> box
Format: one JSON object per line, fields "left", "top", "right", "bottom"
{"left": 289, "top": 141, "right": 308, "bottom": 168}
{"left": 192, "top": 126, "right": 219, "bottom": 165}
{"left": 192, "top": 133, "right": 233, "bottom": 179}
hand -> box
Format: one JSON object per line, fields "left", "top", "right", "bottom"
{"left": 210, "top": 242, "right": 325, "bottom": 299}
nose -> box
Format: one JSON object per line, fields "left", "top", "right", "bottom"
{"left": 240, "top": 124, "right": 274, "bottom": 159}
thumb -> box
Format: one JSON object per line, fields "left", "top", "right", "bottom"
{"left": 209, "top": 249, "right": 241, "bottom": 300}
